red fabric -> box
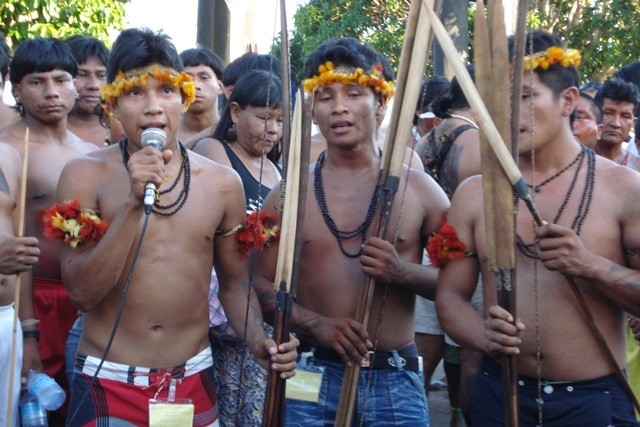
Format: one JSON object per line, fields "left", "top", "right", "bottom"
{"left": 72, "top": 366, "right": 219, "bottom": 426}
{"left": 33, "top": 276, "right": 78, "bottom": 414}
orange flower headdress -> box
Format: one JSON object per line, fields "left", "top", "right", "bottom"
{"left": 42, "top": 200, "right": 109, "bottom": 248}
{"left": 101, "top": 65, "right": 196, "bottom": 114}
{"left": 302, "top": 61, "right": 395, "bottom": 101}
{"left": 523, "top": 46, "right": 581, "bottom": 72}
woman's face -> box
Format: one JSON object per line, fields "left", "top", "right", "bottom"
{"left": 230, "top": 103, "right": 283, "bottom": 156}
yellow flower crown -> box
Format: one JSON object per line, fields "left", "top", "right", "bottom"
{"left": 523, "top": 46, "right": 581, "bottom": 72}
{"left": 302, "top": 61, "right": 395, "bottom": 100}
{"left": 101, "top": 65, "right": 196, "bottom": 113}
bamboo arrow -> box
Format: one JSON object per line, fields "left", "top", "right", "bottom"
{"left": 7, "top": 127, "right": 29, "bottom": 427}
{"left": 334, "top": 0, "right": 439, "bottom": 424}
{"left": 474, "top": 1, "right": 518, "bottom": 425}
{"left": 262, "top": 90, "right": 312, "bottom": 426}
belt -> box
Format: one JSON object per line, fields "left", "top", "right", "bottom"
{"left": 300, "top": 342, "right": 423, "bottom": 372}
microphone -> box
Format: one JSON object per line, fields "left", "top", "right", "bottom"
{"left": 140, "top": 128, "right": 167, "bottom": 213}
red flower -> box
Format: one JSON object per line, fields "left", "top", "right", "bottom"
{"left": 427, "top": 214, "right": 467, "bottom": 268}
{"left": 42, "top": 199, "right": 108, "bottom": 248}
{"left": 236, "top": 210, "right": 280, "bottom": 257}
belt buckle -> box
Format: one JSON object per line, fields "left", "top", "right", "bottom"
{"left": 360, "top": 351, "right": 374, "bottom": 368}
{"left": 387, "top": 355, "right": 407, "bottom": 369}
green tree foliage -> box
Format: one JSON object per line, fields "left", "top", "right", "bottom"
{"left": 0, "top": 0, "right": 130, "bottom": 49}
{"left": 284, "top": 0, "right": 410, "bottom": 84}
{"left": 529, "top": 0, "right": 640, "bottom": 81}
{"left": 284, "top": 0, "right": 637, "bottom": 84}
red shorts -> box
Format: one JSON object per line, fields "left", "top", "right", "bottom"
{"left": 33, "top": 276, "right": 78, "bottom": 412}
{"left": 68, "top": 347, "right": 219, "bottom": 426}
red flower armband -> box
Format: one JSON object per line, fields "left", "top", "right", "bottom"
{"left": 426, "top": 215, "right": 473, "bottom": 268}
{"left": 42, "top": 199, "right": 109, "bottom": 248}
{"left": 235, "top": 210, "right": 280, "bottom": 257}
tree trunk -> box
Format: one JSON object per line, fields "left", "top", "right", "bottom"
{"left": 433, "top": 0, "right": 468, "bottom": 78}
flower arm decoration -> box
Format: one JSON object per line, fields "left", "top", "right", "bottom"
{"left": 42, "top": 200, "right": 109, "bottom": 248}
{"left": 235, "top": 210, "right": 280, "bottom": 257}
{"left": 426, "top": 214, "right": 474, "bottom": 268}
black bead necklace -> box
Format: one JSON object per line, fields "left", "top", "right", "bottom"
{"left": 314, "top": 150, "right": 380, "bottom": 258}
{"left": 526, "top": 146, "right": 584, "bottom": 193}
{"left": 119, "top": 138, "right": 191, "bottom": 216}
{"left": 516, "top": 147, "right": 595, "bottom": 259}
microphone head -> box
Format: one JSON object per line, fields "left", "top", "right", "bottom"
{"left": 141, "top": 128, "right": 167, "bottom": 151}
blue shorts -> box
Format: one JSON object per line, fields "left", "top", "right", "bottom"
{"left": 285, "top": 344, "right": 429, "bottom": 426}
{"left": 469, "top": 357, "right": 640, "bottom": 426}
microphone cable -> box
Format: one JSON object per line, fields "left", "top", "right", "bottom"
{"left": 67, "top": 210, "right": 152, "bottom": 426}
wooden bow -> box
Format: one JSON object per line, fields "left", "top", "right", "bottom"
{"left": 334, "top": 0, "right": 439, "bottom": 424}
{"left": 7, "top": 128, "right": 29, "bottom": 427}
{"left": 474, "top": 1, "right": 519, "bottom": 425}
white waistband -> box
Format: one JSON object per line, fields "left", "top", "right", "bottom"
{"left": 77, "top": 347, "right": 213, "bottom": 386}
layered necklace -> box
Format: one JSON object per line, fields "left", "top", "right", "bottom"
{"left": 516, "top": 146, "right": 595, "bottom": 259}
{"left": 314, "top": 150, "right": 380, "bottom": 258}
{"left": 119, "top": 138, "right": 191, "bottom": 216}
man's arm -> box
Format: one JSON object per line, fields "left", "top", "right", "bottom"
{"left": 535, "top": 166, "right": 640, "bottom": 318}
{"left": 436, "top": 178, "right": 524, "bottom": 357}
{"left": 360, "top": 171, "right": 450, "bottom": 300}
{"left": 252, "top": 185, "right": 371, "bottom": 365}
{"left": 214, "top": 172, "right": 297, "bottom": 376}
{"left": 57, "top": 148, "right": 166, "bottom": 312}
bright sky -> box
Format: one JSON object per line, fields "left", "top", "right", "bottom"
{"left": 124, "top": 0, "right": 304, "bottom": 60}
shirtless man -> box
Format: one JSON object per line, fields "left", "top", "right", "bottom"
{"left": 65, "top": 35, "right": 111, "bottom": 148}
{"left": 56, "top": 28, "right": 297, "bottom": 426}
{"left": 436, "top": 30, "right": 640, "bottom": 426}
{"left": 0, "top": 33, "right": 20, "bottom": 130}
{"left": 594, "top": 78, "right": 640, "bottom": 170}
{"left": 178, "top": 47, "right": 224, "bottom": 144}
{"left": 0, "top": 142, "right": 40, "bottom": 427}
{"left": 254, "top": 37, "right": 449, "bottom": 426}
{"left": 0, "top": 37, "right": 96, "bottom": 423}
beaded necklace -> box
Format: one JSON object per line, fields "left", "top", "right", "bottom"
{"left": 314, "top": 150, "right": 380, "bottom": 258}
{"left": 526, "top": 146, "right": 584, "bottom": 192}
{"left": 119, "top": 138, "right": 191, "bottom": 216}
{"left": 516, "top": 146, "right": 595, "bottom": 259}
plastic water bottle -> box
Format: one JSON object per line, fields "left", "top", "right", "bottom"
{"left": 19, "top": 391, "right": 48, "bottom": 427}
{"left": 26, "top": 370, "right": 65, "bottom": 411}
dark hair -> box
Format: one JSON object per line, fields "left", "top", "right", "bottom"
{"left": 594, "top": 78, "right": 640, "bottom": 116}
{"left": 222, "top": 52, "right": 281, "bottom": 87}
{"left": 303, "top": 38, "right": 392, "bottom": 85}
{"left": 213, "top": 69, "right": 282, "bottom": 163}
{"left": 10, "top": 37, "right": 77, "bottom": 84}
{"left": 431, "top": 66, "right": 474, "bottom": 119}
{"left": 0, "top": 33, "right": 10, "bottom": 81}
{"left": 107, "top": 28, "right": 183, "bottom": 83}
{"left": 615, "top": 62, "right": 640, "bottom": 89}
{"left": 64, "top": 35, "right": 109, "bottom": 66}
{"left": 180, "top": 47, "right": 224, "bottom": 80}
{"left": 510, "top": 30, "right": 579, "bottom": 97}
{"left": 578, "top": 92, "right": 603, "bottom": 124}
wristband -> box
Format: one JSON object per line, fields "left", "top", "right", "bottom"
{"left": 22, "top": 329, "right": 40, "bottom": 341}
{"left": 21, "top": 318, "right": 40, "bottom": 328}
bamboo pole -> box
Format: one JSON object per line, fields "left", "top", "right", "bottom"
{"left": 7, "top": 127, "right": 29, "bottom": 427}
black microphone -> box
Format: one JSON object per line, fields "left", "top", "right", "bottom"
{"left": 140, "top": 128, "right": 167, "bottom": 213}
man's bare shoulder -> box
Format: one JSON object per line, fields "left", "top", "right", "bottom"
{"left": 191, "top": 137, "right": 228, "bottom": 165}
{"left": 189, "top": 149, "right": 243, "bottom": 187}
{"left": 65, "top": 130, "right": 99, "bottom": 154}
{"left": 450, "top": 175, "right": 483, "bottom": 210}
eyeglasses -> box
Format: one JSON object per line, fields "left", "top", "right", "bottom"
{"left": 580, "top": 81, "right": 603, "bottom": 92}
